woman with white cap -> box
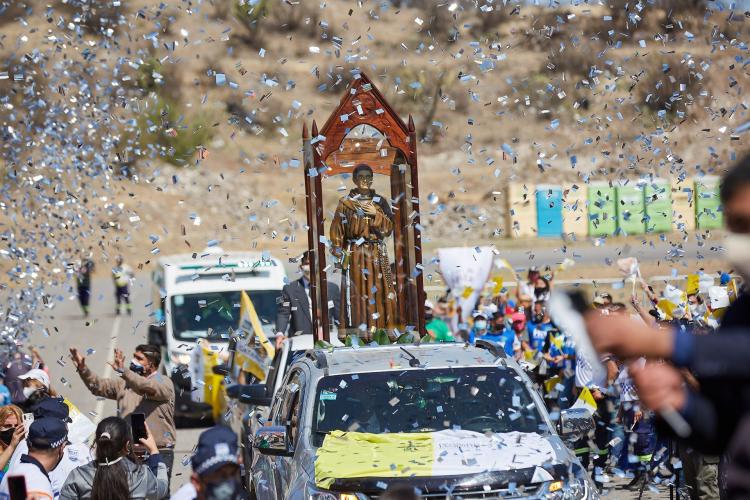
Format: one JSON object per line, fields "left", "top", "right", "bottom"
{"left": 18, "top": 368, "right": 57, "bottom": 413}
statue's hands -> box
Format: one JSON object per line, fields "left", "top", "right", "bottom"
{"left": 360, "top": 202, "right": 377, "bottom": 217}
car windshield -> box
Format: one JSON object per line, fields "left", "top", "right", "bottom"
{"left": 170, "top": 290, "right": 278, "bottom": 341}
{"left": 312, "top": 367, "right": 547, "bottom": 446}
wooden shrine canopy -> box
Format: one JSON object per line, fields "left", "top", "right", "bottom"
{"left": 302, "top": 72, "right": 425, "bottom": 341}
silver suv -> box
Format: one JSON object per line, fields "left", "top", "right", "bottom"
{"left": 248, "top": 341, "right": 598, "bottom": 499}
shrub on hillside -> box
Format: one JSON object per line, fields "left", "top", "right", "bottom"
{"left": 136, "top": 94, "right": 214, "bottom": 167}
{"left": 634, "top": 55, "right": 711, "bottom": 118}
{"left": 233, "top": 0, "right": 269, "bottom": 47}
{"left": 58, "top": 0, "right": 127, "bottom": 36}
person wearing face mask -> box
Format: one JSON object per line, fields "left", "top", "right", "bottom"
{"left": 481, "top": 311, "right": 522, "bottom": 359}
{"left": 0, "top": 405, "right": 25, "bottom": 482}
{"left": 524, "top": 302, "right": 554, "bottom": 356}
{"left": 583, "top": 153, "right": 750, "bottom": 498}
{"left": 171, "top": 426, "right": 245, "bottom": 500}
{"left": 60, "top": 416, "right": 167, "bottom": 500}
{"left": 0, "top": 417, "right": 68, "bottom": 500}
{"left": 687, "top": 293, "right": 708, "bottom": 325}
{"left": 18, "top": 369, "right": 57, "bottom": 413}
{"left": 69, "top": 345, "right": 176, "bottom": 485}
{"left": 5, "top": 398, "right": 95, "bottom": 497}
{"left": 468, "top": 312, "right": 489, "bottom": 344}
{"left": 424, "top": 301, "right": 453, "bottom": 342}
{"left": 275, "top": 250, "right": 341, "bottom": 345}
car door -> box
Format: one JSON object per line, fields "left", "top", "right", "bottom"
{"left": 252, "top": 383, "right": 286, "bottom": 499}
{"left": 253, "top": 368, "right": 306, "bottom": 500}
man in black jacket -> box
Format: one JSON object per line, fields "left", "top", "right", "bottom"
{"left": 586, "top": 153, "right": 750, "bottom": 498}
{"left": 275, "top": 251, "right": 340, "bottom": 340}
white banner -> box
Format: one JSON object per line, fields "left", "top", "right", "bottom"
{"left": 430, "top": 430, "right": 555, "bottom": 476}
{"left": 437, "top": 247, "right": 495, "bottom": 322}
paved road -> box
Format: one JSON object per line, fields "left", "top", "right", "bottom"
{"left": 31, "top": 272, "right": 675, "bottom": 497}
{"left": 424, "top": 233, "right": 724, "bottom": 270}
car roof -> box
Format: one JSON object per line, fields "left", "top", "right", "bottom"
{"left": 308, "top": 342, "right": 504, "bottom": 376}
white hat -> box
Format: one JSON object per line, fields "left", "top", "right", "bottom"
{"left": 19, "top": 369, "right": 50, "bottom": 389}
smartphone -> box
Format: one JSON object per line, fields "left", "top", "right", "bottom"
{"left": 130, "top": 413, "right": 147, "bottom": 442}
{"left": 22, "top": 414, "right": 33, "bottom": 435}
{"left": 8, "top": 475, "right": 27, "bottom": 500}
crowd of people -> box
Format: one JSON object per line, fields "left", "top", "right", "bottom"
{"left": 0, "top": 342, "right": 243, "bottom": 500}
{"left": 2, "top": 160, "right": 749, "bottom": 500}
{"left": 1, "top": 243, "right": 738, "bottom": 500}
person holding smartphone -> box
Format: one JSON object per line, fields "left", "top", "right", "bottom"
{"left": 59, "top": 416, "right": 167, "bottom": 500}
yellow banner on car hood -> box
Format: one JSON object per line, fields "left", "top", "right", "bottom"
{"left": 315, "top": 430, "right": 556, "bottom": 489}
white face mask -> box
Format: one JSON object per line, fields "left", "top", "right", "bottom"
{"left": 300, "top": 264, "right": 311, "bottom": 279}
{"left": 23, "top": 387, "right": 37, "bottom": 399}
{"left": 474, "top": 320, "right": 487, "bottom": 330}
{"left": 726, "top": 233, "right": 750, "bottom": 282}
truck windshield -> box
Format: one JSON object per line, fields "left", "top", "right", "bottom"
{"left": 170, "top": 290, "right": 278, "bottom": 341}
{"left": 313, "top": 367, "right": 547, "bottom": 446}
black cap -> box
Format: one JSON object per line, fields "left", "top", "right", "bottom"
{"left": 27, "top": 417, "right": 68, "bottom": 450}
{"left": 32, "top": 397, "right": 72, "bottom": 423}
{"left": 191, "top": 426, "right": 239, "bottom": 477}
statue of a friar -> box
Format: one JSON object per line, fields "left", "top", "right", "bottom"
{"left": 330, "top": 164, "right": 397, "bottom": 339}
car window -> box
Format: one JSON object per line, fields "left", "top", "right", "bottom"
{"left": 263, "top": 346, "right": 286, "bottom": 391}
{"left": 311, "top": 367, "right": 547, "bottom": 446}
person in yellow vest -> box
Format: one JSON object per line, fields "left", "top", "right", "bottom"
{"left": 112, "top": 255, "right": 133, "bottom": 316}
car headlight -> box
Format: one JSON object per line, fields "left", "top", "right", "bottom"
{"left": 171, "top": 352, "right": 191, "bottom": 366}
{"left": 543, "top": 477, "right": 593, "bottom": 500}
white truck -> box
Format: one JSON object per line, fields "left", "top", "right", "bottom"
{"left": 148, "top": 247, "right": 286, "bottom": 421}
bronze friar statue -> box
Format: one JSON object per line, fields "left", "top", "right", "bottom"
{"left": 330, "top": 164, "right": 397, "bottom": 339}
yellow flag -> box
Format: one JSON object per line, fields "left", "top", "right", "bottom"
{"left": 491, "top": 277, "right": 504, "bottom": 295}
{"left": 461, "top": 286, "right": 474, "bottom": 299}
{"left": 495, "top": 258, "right": 512, "bottom": 271}
{"left": 234, "top": 291, "right": 275, "bottom": 381}
{"left": 544, "top": 375, "right": 561, "bottom": 394}
{"left": 656, "top": 299, "right": 675, "bottom": 319}
{"left": 686, "top": 274, "right": 700, "bottom": 295}
{"left": 572, "top": 387, "right": 597, "bottom": 414}
{"left": 729, "top": 279, "right": 739, "bottom": 303}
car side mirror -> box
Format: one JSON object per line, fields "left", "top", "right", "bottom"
{"left": 212, "top": 364, "right": 230, "bottom": 376}
{"left": 558, "top": 408, "right": 594, "bottom": 442}
{"left": 253, "top": 426, "right": 293, "bottom": 457}
{"left": 226, "top": 383, "right": 272, "bottom": 406}
{"left": 148, "top": 324, "right": 166, "bottom": 346}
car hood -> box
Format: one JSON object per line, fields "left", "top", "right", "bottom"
{"left": 313, "top": 430, "right": 579, "bottom": 493}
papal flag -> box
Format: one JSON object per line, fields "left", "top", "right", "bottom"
{"left": 314, "top": 430, "right": 557, "bottom": 489}
{"left": 571, "top": 386, "right": 598, "bottom": 415}
{"left": 234, "top": 290, "right": 275, "bottom": 381}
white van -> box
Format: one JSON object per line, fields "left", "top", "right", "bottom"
{"left": 148, "top": 247, "right": 287, "bottom": 420}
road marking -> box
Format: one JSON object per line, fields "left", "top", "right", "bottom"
{"left": 94, "top": 315, "right": 121, "bottom": 422}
